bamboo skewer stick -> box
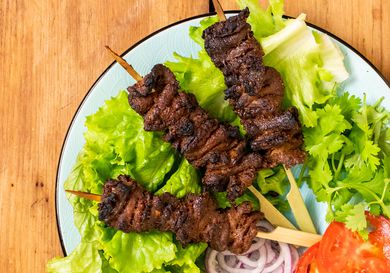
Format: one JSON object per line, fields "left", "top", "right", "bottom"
{"left": 65, "top": 189, "right": 321, "bottom": 247}
{"left": 284, "top": 169, "right": 317, "bottom": 233}
{"left": 105, "top": 46, "right": 143, "bottom": 82}
{"left": 212, "top": 0, "right": 226, "bottom": 21}
{"left": 65, "top": 190, "right": 102, "bottom": 202}
{"left": 257, "top": 227, "right": 322, "bottom": 248}
{"left": 249, "top": 186, "right": 296, "bottom": 230}
{"left": 211, "top": 0, "right": 317, "bottom": 234}
{"left": 285, "top": 167, "right": 317, "bottom": 234}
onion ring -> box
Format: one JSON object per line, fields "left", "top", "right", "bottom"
{"left": 205, "top": 220, "right": 299, "bottom": 273}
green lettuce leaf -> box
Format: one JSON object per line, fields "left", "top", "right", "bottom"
{"left": 149, "top": 269, "right": 171, "bottom": 273}
{"left": 255, "top": 167, "right": 288, "bottom": 195}
{"left": 237, "top": 0, "right": 285, "bottom": 39}
{"left": 213, "top": 191, "right": 260, "bottom": 211}
{"left": 167, "top": 243, "right": 208, "bottom": 273}
{"left": 63, "top": 157, "right": 102, "bottom": 242}
{"left": 83, "top": 91, "right": 176, "bottom": 191}
{"left": 62, "top": 90, "right": 178, "bottom": 245}
{"left": 157, "top": 160, "right": 200, "bottom": 198}
{"left": 101, "top": 231, "right": 177, "bottom": 273}
{"left": 261, "top": 15, "right": 348, "bottom": 127}
{"left": 50, "top": 91, "right": 205, "bottom": 273}
{"left": 47, "top": 242, "right": 104, "bottom": 273}
{"left": 101, "top": 251, "right": 119, "bottom": 273}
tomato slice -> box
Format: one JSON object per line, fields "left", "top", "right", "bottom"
{"left": 316, "top": 221, "right": 389, "bottom": 273}
{"left": 366, "top": 213, "right": 390, "bottom": 262}
{"left": 294, "top": 242, "right": 319, "bottom": 273}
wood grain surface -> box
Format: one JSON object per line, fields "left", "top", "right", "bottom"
{"left": 0, "top": 0, "right": 388, "bottom": 272}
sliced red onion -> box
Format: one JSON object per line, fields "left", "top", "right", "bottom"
{"left": 290, "top": 245, "right": 299, "bottom": 271}
{"left": 256, "top": 245, "right": 267, "bottom": 271}
{"left": 237, "top": 253, "right": 259, "bottom": 268}
{"left": 206, "top": 249, "right": 224, "bottom": 273}
{"left": 205, "top": 221, "right": 300, "bottom": 273}
{"left": 282, "top": 243, "right": 292, "bottom": 273}
{"left": 241, "top": 238, "right": 266, "bottom": 255}
{"left": 265, "top": 241, "right": 276, "bottom": 263}
{"left": 217, "top": 252, "right": 259, "bottom": 273}
{"left": 249, "top": 250, "right": 260, "bottom": 260}
{"left": 271, "top": 264, "right": 284, "bottom": 273}
{"left": 225, "top": 255, "right": 238, "bottom": 267}
{"left": 262, "top": 247, "right": 284, "bottom": 272}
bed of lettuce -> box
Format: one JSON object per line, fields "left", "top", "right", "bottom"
{"left": 48, "top": 0, "right": 389, "bottom": 272}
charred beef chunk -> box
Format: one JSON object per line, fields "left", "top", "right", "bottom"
{"left": 127, "top": 64, "right": 262, "bottom": 200}
{"left": 98, "top": 175, "right": 263, "bottom": 254}
{"left": 203, "top": 8, "right": 306, "bottom": 168}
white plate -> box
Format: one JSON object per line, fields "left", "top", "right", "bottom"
{"left": 56, "top": 12, "right": 390, "bottom": 255}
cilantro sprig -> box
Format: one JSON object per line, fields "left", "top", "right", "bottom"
{"left": 303, "top": 93, "right": 390, "bottom": 237}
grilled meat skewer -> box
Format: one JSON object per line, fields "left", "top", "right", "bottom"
{"left": 105, "top": 46, "right": 296, "bottom": 228}
{"left": 67, "top": 188, "right": 322, "bottom": 248}
{"left": 127, "top": 64, "right": 262, "bottom": 200}
{"left": 98, "top": 175, "right": 262, "bottom": 254}
{"left": 203, "top": 8, "right": 306, "bottom": 168}
{"left": 202, "top": 6, "right": 317, "bottom": 233}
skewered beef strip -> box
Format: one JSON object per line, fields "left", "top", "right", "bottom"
{"left": 127, "top": 64, "right": 262, "bottom": 199}
{"left": 98, "top": 175, "right": 263, "bottom": 254}
{"left": 203, "top": 8, "right": 306, "bottom": 168}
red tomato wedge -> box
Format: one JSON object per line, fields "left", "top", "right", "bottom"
{"left": 316, "top": 221, "right": 387, "bottom": 273}
{"left": 366, "top": 213, "right": 390, "bottom": 262}
{"left": 295, "top": 214, "right": 390, "bottom": 273}
{"left": 294, "top": 242, "right": 319, "bottom": 273}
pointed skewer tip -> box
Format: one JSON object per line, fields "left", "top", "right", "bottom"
{"left": 104, "top": 45, "right": 143, "bottom": 82}
{"left": 65, "top": 189, "right": 102, "bottom": 202}
{"left": 212, "top": 0, "right": 227, "bottom": 21}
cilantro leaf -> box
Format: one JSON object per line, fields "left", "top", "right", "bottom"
{"left": 379, "top": 128, "right": 390, "bottom": 156}
{"left": 345, "top": 203, "right": 368, "bottom": 233}
{"left": 330, "top": 92, "right": 361, "bottom": 121}
{"left": 303, "top": 91, "right": 389, "bottom": 233}
{"left": 304, "top": 104, "right": 351, "bottom": 159}
{"left": 345, "top": 126, "right": 381, "bottom": 172}
{"left": 334, "top": 203, "right": 368, "bottom": 239}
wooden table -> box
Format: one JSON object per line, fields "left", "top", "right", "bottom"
{"left": 0, "top": 0, "right": 388, "bottom": 271}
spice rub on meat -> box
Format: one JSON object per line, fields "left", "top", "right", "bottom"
{"left": 98, "top": 175, "right": 263, "bottom": 254}
{"left": 203, "top": 8, "right": 306, "bottom": 168}
{"left": 127, "top": 64, "right": 262, "bottom": 199}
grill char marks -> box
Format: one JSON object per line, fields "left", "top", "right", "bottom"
{"left": 203, "top": 8, "right": 306, "bottom": 168}
{"left": 127, "top": 64, "right": 262, "bottom": 199}
{"left": 98, "top": 175, "right": 263, "bottom": 254}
